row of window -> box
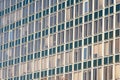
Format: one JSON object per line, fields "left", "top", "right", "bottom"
{"left": 0, "top": 40, "right": 120, "bottom": 68}
{"left": 0, "top": 0, "right": 118, "bottom": 29}
{"left": 0, "top": 15, "right": 117, "bottom": 45}
{"left": 0, "top": 28, "right": 115, "bottom": 52}
{"left": 0, "top": 0, "right": 115, "bottom": 15}
{"left": 0, "top": 7, "right": 117, "bottom": 39}
{"left": 1, "top": 63, "right": 120, "bottom": 80}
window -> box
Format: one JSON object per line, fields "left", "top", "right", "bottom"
{"left": 15, "top": 46, "right": 20, "bottom": 58}
{"left": 10, "top": 12, "right": 16, "bottom": 23}
{"left": 74, "top": 26, "right": 82, "bottom": 40}
{"left": 105, "top": 0, "right": 109, "bottom": 7}
{"left": 50, "top": 13, "right": 56, "bottom": 26}
{"left": 16, "top": 9, "right": 22, "bottom": 20}
{"left": 104, "top": 67, "right": 107, "bottom": 80}
{"left": 75, "top": 27, "right": 79, "bottom": 40}
{"left": 16, "top": 28, "right": 21, "bottom": 39}
{"left": 83, "top": 70, "right": 91, "bottom": 80}
{"left": 23, "top": 6, "right": 28, "bottom": 18}
{"left": 35, "top": 20, "right": 41, "bottom": 32}
{"left": 104, "top": 40, "right": 113, "bottom": 56}
{"left": 83, "top": 71, "right": 87, "bottom": 80}
{"left": 49, "top": 77, "right": 55, "bottom": 80}
{"left": 28, "top": 41, "right": 34, "bottom": 54}
{"left": 104, "top": 41, "right": 109, "bottom": 56}
{"left": 57, "top": 31, "right": 64, "bottom": 45}
{"left": 65, "top": 73, "right": 72, "bottom": 80}
{"left": 41, "top": 58, "right": 48, "bottom": 70}
{"left": 9, "top": 30, "right": 14, "bottom": 41}
{"left": 70, "top": 28, "right": 73, "bottom": 41}
{"left": 93, "top": 69, "right": 97, "bottom": 80}
{"left": 88, "top": 70, "right": 91, "bottom": 80}
{"left": 2, "top": 68, "right": 7, "bottom": 79}
{"left": 65, "top": 51, "right": 72, "bottom": 65}
{"left": 94, "top": 0, "right": 98, "bottom": 10}
{"left": 88, "top": 22, "right": 92, "bottom": 36}
{"left": 0, "top": 0, "right": 4, "bottom": 11}
{"left": 57, "top": 53, "right": 64, "bottom": 67}
{"left": 14, "top": 64, "right": 19, "bottom": 76}
{"left": 89, "top": 0, "right": 92, "bottom": 12}
{"left": 84, "top": 23, "right": 92, "bottom": 37}
{"left": 84, "top": 0, "right": 89, "bottom": 13}
{"left": 115, "top": 64, "right": 120, "bottom": 79}
{"left": 29, "top": 2, "right": 35, "bottom": 15}
{"left": 20, "top": 63, "right": 27, "bottom": 75}
{"left": 8, "top": 66, "right": 14, "bottom": 78}
{"left": 4, "top": 32, "right": 9, "bottom": 43}
{"left": 22, "top": 25, "right": 27, "bottom": 36}
{"left": 5, "top": 0, "right": 10, "bottom": 8}
{"left": 58, "top": 10, "right": 65, "bottom": 24}
{"left": 0, "top": 51, "right": 2, "bottom": 62}
{"left": 42, "top": 37, "right": 48, "bottom": 50}
{"left": 110, "top": 0, "right": 114, "bottom": 4}
{"left": 104, "top": 66, "right": 113, "bottom": 80}
{"left": 109, "top": 15, "right": 113, "bottom": 30}
{"left": 27, "top": 61, "right": 33, "bottom": 73}
{"left": 83, "top": 46, "right": 92, "bottom": 60}
{"left": 0, "top": 16, "right": 4, "bottom": 27}
{"left": 84, "top": 24, "right": 88, "bottom": 37}
{"left": 42, "top": 16, "right": 49, "bottom": 29}
{"left": 0, "top": 34, "right": 3, "bottom": 44}
{"left": 74, "top": 48, "right": 82, "bottom": 63}
{"left": 115, "top": 38, "right": 120, "bottom": 53}
{"left": 116, "top": 13, "right": 120, "bottom": 28}
{"left": 99, "top": 19, "right": 103, "bottom": 33}
{"left": 88, "top": 46, "right": 92, "bottom": 59}
{"left": 66, "top": 29, "right": 73, "bottom": 43}
{"left": 84, "top": 47, "right": 87, "bottom": 60}
{"left": 94, "top": 20, "right": 98, "bottom": 34}
{"left": 35, "top": 39, "right": 41, "bottom": 51}
{"left": 9, "top": 48, "right": 14, "bottom": 59}
{"left": 3, "top": 50, "right": 8, "bottom": 61}
{"left": 34, "top": 59, "right": 41, "bottom": 71}
{"left": 50, "top": 0, "right": 57, "bottom": 6}
{"left": 93, "top": 43, "right": 102, "bottom": 58}
{"left": 104, "top": 17, "right": 109, "bottom": 31}
{"left": 66, "top": 6, "right": 74, "bottom": 21}
{"left": 99, "top": 0, "right": 103, "bottom": 9}
{"left": 73, "top": 72, "right": 82, "bottom": 80}
{"left": 36, "top": 0, "right": 42, "bottom": 12}
{"left": 98, "top": 68, "right": 102, "bottom": 80}
{"left": 75, "top": 3, "right": 83, "bottom": 17}
{"left": 56, "top": 75, "right": 64, "bottom": 80}
{"left": 21, "top": 44, "right": 27, "bottom": 56}
{"left": 43, "top": 0, "right": 49, "bottom": 9}
{"left": 28, "top": 22, "right": 34, "bottom": 34}
{"left": 49, "top": 34, "right": 56, "bottom": 47}
{"left": 109, "top": 40, "right": 113, "bottom": 55}
{"left": 109, "top": 66, "right": 113, "bottom": 79}
{"left": 104, "top": 16, "right": 114, "bottom": 31}
{"left": 49, "top": 55, "right": 55, "bottom": 68}
{"left": 116, "top": 0, "right": 120, "bottom": 3}
{"left": 11, "top": 0, "right": 16, "bottom": 5}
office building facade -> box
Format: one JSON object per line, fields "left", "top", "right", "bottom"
{"left": 0, "top": 0, "right": 120, "bottom": 80}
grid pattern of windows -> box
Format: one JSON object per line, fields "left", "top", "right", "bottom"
{"left": 0, "top": 0, "right": 120, "bottom": 80}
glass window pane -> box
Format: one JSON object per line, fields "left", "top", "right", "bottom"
{"left": 99, "top": 0, "right": 103, "bottom": 9}
{"left": 29, "top": 2, "right": 35, "bottom": 15}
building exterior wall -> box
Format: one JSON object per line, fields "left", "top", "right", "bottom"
{"left": 0, "top": 0, "right": 120, "bottom": 80}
